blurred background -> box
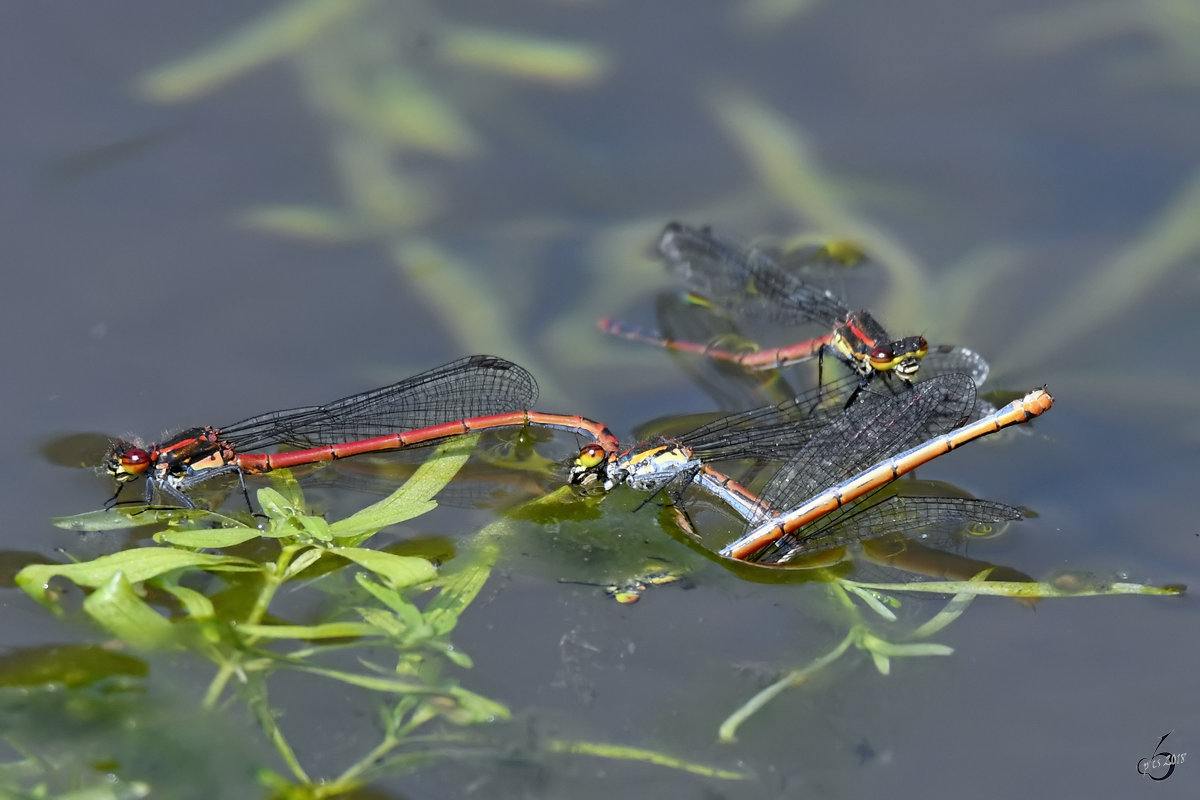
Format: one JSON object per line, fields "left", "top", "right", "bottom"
{"left": 1, "top": 1, "right": 1197, "bottom": 797}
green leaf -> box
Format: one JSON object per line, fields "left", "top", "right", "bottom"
{"left": 258, "top": 487, "right": 298, "bottom": 519}
{"left": 543, "top": 739, "right": 746, "bottom": 780}
{"left": 253, "top": 486, "right": 335, "bottom": 542}
{"left": 52, "top": 507, "right": 239, "bottom": 532}
{"left": 362, "top": 72, "right": 482, "bottom": 156}
{"left": 135, "top": 0, "right": 367, "bottom": 102}
{"left": 355, "top": 572, "right": 415, "bottom": 616}
{"left": 1001, "top": 169, "right": 1200, "bottom": 378}
{"left": 440, "top": 29, "right": 610, "bottom": 86}
{"left": 83, "top": 572, "right": 179, "bottom": 650}
{"left": 844, "top": 576, "right": 1186, "bottom": 598}
{"left": 354, "top": 578, "right": 426, "bottom": 633}
{"left": 294, "top": 663, "right": 467, "bottom": 698}
{"left": 440, "top": 645, "right": 474, "bottom": 670}
{"left": 424, "top": 560, "right": 492, "bottom": 635}
{"left": 46, "top": 779, "right": 152, "bottom": 800}
{"left": 267, "top": 468, "right": 307, "bottom": 507}
{"left": 297, "top": 513, "right": 333, "bottom": 542}
{"left": 1107, "top": 581, "right": 1187, "bottom": 596}
{"left": 877, "top": 642, "right": 955, "bottom": 658}
{"left": 329, "top": 436, "right": 478, "bottom": 541}
{"left": 433, "top": 686, "right": 511, "bottom": 726}
{"left": 859, "top": 631, "right": 953, "bottom": 660}
{"left": 232, "top": 622, "right": 383, "bottom": 640}
{"left": 333, "top": 548, "right": 437, "bottom": 589}
{"left": 338, "top": 142, "right": 444, "bottom": 229}
{"left": 16, "top": 549, "right": 259, "bottom": 607}
{"left": 237, "top": 205, "right": 366, "bottom": 242}
{"left": 842, "top": 583, "right": 898, "bottom": 621}
{"left": 157, "top": 528, "right": 262, "bottom": 548}
{"left": 354, "top": 606, "right": 410, "bottom": 638}
{"left": 910, "top": 570, "right": 989, "bottom": 638}
{"left": 153, "top": 576, "right": 215, "bottom": 620}
{"left": 281, "top": 547, "right": 326, "bottom": 580}
{"left": 0, "top": 644, "right": 147, "bottom": 689}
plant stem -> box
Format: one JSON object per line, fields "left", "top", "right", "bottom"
{"left": 203, "top": 544, "right": 303, "bottom": 708}
{"left": 718, "top": 629, "right": 856, "bottom": 742}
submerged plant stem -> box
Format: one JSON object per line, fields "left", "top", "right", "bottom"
{"left": 718, "top": 629, "right": 855, "bottom": 743}
{"left": 203, "top": 544, "right": 302, "bottom": 708}
{"left": 247, "top": 675, "right": 311, "bottom": 784}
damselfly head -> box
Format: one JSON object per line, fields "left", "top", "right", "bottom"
{"left": 104, "top": 441, "right": 152, "bottom": 482}
{"left": 575, "top": 443, "right": 608, "bottom": 470}
{"left": 870, "top": 336, "right": 928, "bottom": 380}
{"left": 567, "top": 442, "right": 613, "bottom": 493}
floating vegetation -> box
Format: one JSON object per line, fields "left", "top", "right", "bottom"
{"left": 136, "top": 0, "right": 368, "bottom": 102}
{"left": 999, "top": 169, "right": 1200, "bottom": 373}
{"left": 439, "top": 28, "right": 610, "bottom": 86}
{"left": 16, "top": 441, "right": 744, "bottom": 795}
{"left": 718, "top": 570, "right": 1181, "bottom": 741}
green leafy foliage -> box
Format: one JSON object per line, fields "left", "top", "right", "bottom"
{"left": 14, "top": 441, "right": 505, "bottom": 796}
{"left": 17, "top": 437, "right": 743, "bottom": 796}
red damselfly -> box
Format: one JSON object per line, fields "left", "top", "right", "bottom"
{"left": 604, "top": 222, "right": 985, "bottom": 393}
{"left": 106, "top": 355, "right": 618, "bottom": 508}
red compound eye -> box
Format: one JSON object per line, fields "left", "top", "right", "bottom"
{"left": 118, "top": 447, "right": 152, "bottom": 476}
{"left": 869, "top": 344, "right": 895, "bottom": 366}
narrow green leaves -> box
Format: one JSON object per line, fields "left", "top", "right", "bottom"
{"left": 329, "top": 435, "right": 478, "bottom": 542}
{"left": 83, "top": 572, "right": 181, "bottom": 650}
{"left": 332, "top": 548, "right": 437, "bottom": 589}
{"left": 17, "top": 550, "right": 258, "bottom": 608}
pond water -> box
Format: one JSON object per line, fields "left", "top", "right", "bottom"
{"left": 2, "top": 1, "right": 1197, "bottom": 798}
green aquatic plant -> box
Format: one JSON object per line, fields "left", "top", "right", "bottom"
{"left": 717, "top": 568, "right": 1182, "bottom": 741}
{"left": 998, "top": 169, "right": 1200, "bottom": 374}
{"left": 16, "top": 440, "right": 744, "bottom": 796}
{"left": 134, "top": 0, "right": 612, "bottom": 404}
{"left": 22, "top": 431, "right": 1184, "bottom": 795}
{"left": 705, "top": 83, "right": 932, "bottom": 318}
